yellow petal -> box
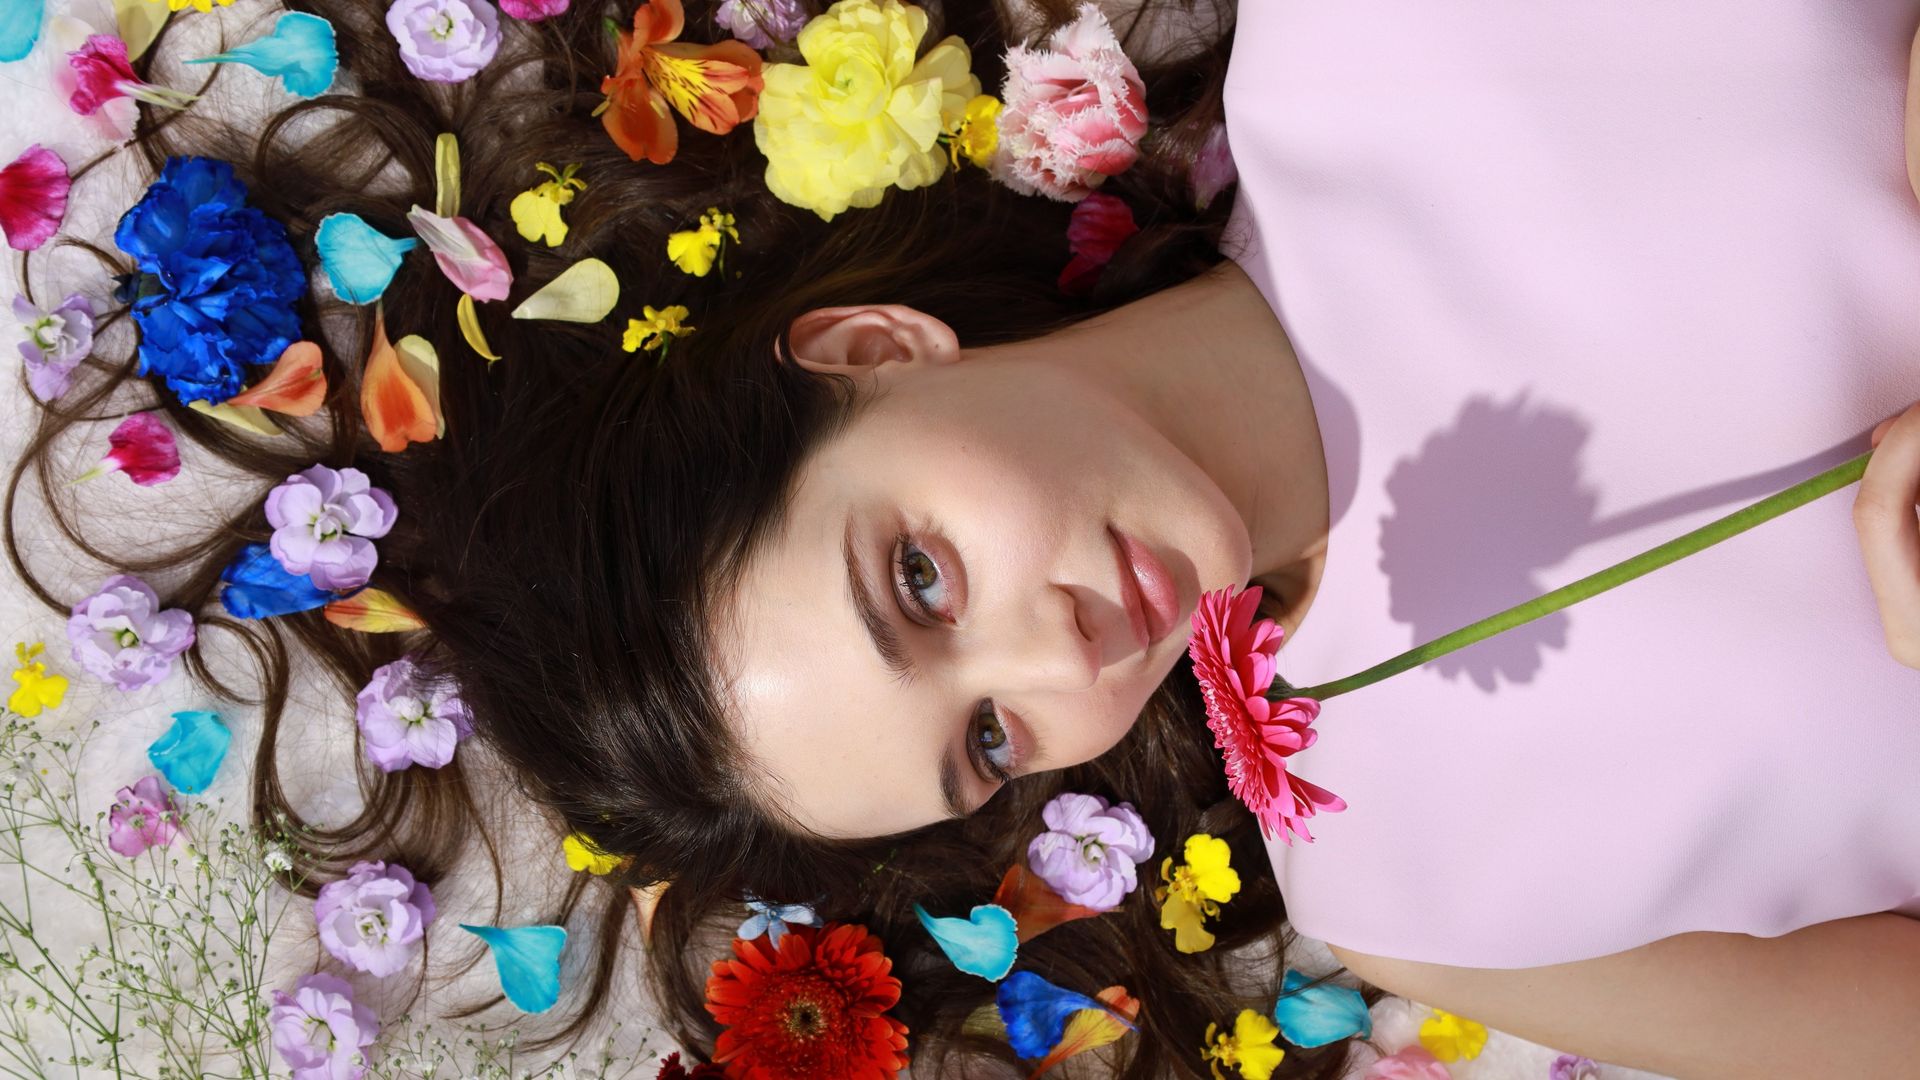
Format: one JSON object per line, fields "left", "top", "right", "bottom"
{"left": 563, "top": 832, "right": 622, "bottom": 875}
{"left": 115, "top": 0, "right": 170, "bottom": 61}
{"left": 188, "top": 400, "right": 282, "bottom": 437}
{"left": 457, "top": 293, "right": 502, "bottom": 364}
{"left": 666, "top": 228, "right": 718, "bottom": 276}
{"left": 323, "top": 589, "right": 425, "bottom": 633}
{"left": 1159, "top": 895, "right": 1215, "bottom": 954}
{"left": 394, "top": 334, "right": 444, "bottom": 437}
{"left": 510, "top": 189, "right": 568, "bottom": 247}
{"left": 1025, "top": 986, "right": 1140, "bottom": 1080}
{"left": 1418, "top": 1010, "right": 1489, "bottom": 1063}
{"left": 435, "top": 132, "right": 461, "bottom": 218}
{"left": 510, "top": 258, "right": 620, "bottom": 322}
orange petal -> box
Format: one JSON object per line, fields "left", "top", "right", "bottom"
{"left": 226, "top": 341, "right": 326, "bottom": 416}
{"left": 323, "top": 588, "right": 425, "bottom": 633}
{"left": 992, "top": 865, "right": 1105, "bottom": 944}
{"left": 360, "top": 308, "right": 437, "bottom": 452}
{"left": 1025, "top": 986, "right": 1141, "bottom": 1080}
{"left": 600, "top": 78, "right": 679, "bottom": 164}
{"left": 637, "top": 0, "right": 683, "bottom": 44}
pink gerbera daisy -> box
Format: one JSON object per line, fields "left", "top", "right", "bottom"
{"left": 1187, "top": 585, "right": 1346, "bottom": 843}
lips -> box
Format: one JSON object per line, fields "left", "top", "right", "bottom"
{"left": 1110, "top": 525, "right": 1181, "bottom": 649}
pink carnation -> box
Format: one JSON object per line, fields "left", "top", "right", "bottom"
{"left": 1187, "top": 585, "right": 1346, "bottom": 844}
{"left": 992, "top": 3, "right": 1148, "bottom": 202}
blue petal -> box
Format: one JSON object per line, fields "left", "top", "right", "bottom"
{"left": 914, "top": 903, "right": 1017, "bottom": 982}
{"left": 314, "top": 213, "right": 416, "bottom": 305}
{"left": 147, "top": 711, "right": 231, "bottom": 795}
{"left": 459, "top": 923, "right": 567, "bottom": 1013}
{"left": 996, "top": 970, "right": 1104, "bottom": 1060}
{"left": 187, "top": 12, "right": 337, "bottom": 98}
{"left": 1272, "top": 968, "right": 1371, "bottom": 1048}
{"left": 219, "top": 543, "right": 339, "bottom": 619}
{"left": 0, "top": 0, "right": 42, "bottom": 62}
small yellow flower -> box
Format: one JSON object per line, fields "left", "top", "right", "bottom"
{"left": 665, "top": 208, "right": 740, "bottom": 277}
{"left": 148, "top": 0, "right": 235, "bottom": 11}
{"left": 510, "top": 162, "right": 588, "bottom": 248}
{"left": 1154, "top": 833, "right": 1241, "bottom": 953}
{"left": 946, "top": 93, "right": 1002, "bottom": 169}
{"left": 1418, "top": 1009, "right": 1488, "bottom": 1062}
{"left": 8, "top": 643, "right": 68, "bottom": 719}
{"left": 622, "top": 305, "right": 695, "bottom": 354}
{"left": 1200, "top": 1009, "right": 1285, "bottom": 1080}
{"left": 563, "top": 831, "right": 622, "bottom": 875}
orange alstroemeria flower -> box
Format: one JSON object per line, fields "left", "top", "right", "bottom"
{"left": 360, "top": 309, "right": 438, "bottom": 453}
{"left": 226, "top": 341, "right": 327, "bottom": 416}
{"left": 599, "top": 0, "right": 764, "bottom": 165}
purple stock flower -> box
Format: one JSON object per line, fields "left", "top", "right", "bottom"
{"left": 313, "top": 859, "right": 436, "bottom": 977}
{"left": 1025, "top": 792, "right": 1154, "bottom": 911}
{"left": 66, "top": 574, "right": 196, "bottom": 691}
{"left": 715, "top": 0, "right": 806, "bottom": 49}
{"left": 13, "top": 292, "right": 94, "bottom": 401}
{"left": 106, "top": 775, "right": 180, "bottom": 857}
{"left": 1550, "top": 1055, "right": 1601, "bottom": 1080}
{"left": 355, "top": 654, "right": 472, "bottom": 772}
{"left": 385, "top": 0, "right": 500, "bottom": 83}
{"left": 268, "top": 972, "right": 379, "bottom": 1080}
{"left": 265, "top": 464, "right": 398, "bottom": 592}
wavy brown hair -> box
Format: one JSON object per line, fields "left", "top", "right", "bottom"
{"left": 6, "top": 0, "right": 1381, "bottom": 1075}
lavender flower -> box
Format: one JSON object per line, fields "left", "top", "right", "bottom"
{"left": 265, "top": 464, "right": 398, "bottom": 592}
{"left": 106, "top": 775, "right": 180, "bottom": 857}
{"left": 1025, "top": 792, "right": 1154, "bottom": 911}
{"left": 313, "top": 859, "right": 436, "bottom": 977}
{"left": 737, "top": 894, "right": 820, "bottom": 946}
{"left": 355, "top": 654, "right": 472, "bottom": 771}
{"left": 12, "top": 292, "right": 94, "bottom": 401}
{"left": 384, "top": 0, "right": 500, "bottom": 83}
{"left": 268, "top": 972, "right": 379, "bottom": 1080}
{"left": 715, "top": 0, "right": 806, "bottom": 49}
{"left": 1550, "top": 1055, "right": 1601, "bottom": 1080}
{"left": 66, "top": 575, "right": 196, "bottom": 691}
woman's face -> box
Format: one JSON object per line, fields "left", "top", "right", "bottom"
{"left": 715, "top": 306, "right": 1252, "bottom": 839}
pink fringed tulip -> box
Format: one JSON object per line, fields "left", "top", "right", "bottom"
{"left": 106, "top": 775, "right": 181, "bottom": 857}
{"left": 0, "top": 145, "right": 70, "bottom": 252}
{"left": 993, "top": 4, "right": 1148, "bottom": 201}
{"left": 67, "top": 35, "right": 197, "bottom": 117}
{"left": 76, "top": 412, "right": 180, "bottom": 486}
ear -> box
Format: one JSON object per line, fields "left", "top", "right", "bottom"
{"left": 783, "top": 305, "right": 960, "bottom": 375}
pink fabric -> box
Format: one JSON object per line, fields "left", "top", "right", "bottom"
{"left": 1224, "top": 1, "right": 1920, "bottom": 969}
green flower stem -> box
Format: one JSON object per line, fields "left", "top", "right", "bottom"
{"left": 1289, "top": 448, "right": 1873, "bottom": 702}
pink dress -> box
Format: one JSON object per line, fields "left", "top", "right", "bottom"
{"left": 1223, "top": 0, "right": 1920, "bottom": 968}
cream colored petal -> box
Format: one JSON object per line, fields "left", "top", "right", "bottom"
{"left": 188, "top": 400, "right": 282, "bottom": 437}
{"left": 394, "top": 334, "right": 444, "bottom": 437}
{"left": 510, "top": 258, "right": 620, "bottom": 323}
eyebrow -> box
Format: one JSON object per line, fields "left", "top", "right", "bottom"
{"left": 842, "top": 514, "right": 970, "bottom": 820}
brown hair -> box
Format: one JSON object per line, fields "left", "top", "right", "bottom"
{"left": 6, "top": 1, "right": 1378, "bottom": 1075}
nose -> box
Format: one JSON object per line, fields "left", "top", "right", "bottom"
{"left": 971, "top": 582, "right": 1102, "bottom": 693}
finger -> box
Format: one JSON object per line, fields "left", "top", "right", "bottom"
{"left": 1853, "top": 400, "right": 1920, "bottom": 665}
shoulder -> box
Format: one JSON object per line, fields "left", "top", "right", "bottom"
{"left": 1329, "top": 913, "right": 1920, "bottom": 1080}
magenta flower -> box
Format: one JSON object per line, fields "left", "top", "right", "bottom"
{"left": 385, "top": 0, "right": 500, "bottom": 83}
{"left": 1057, "top": 191, "right": 1138, "bottom": 296}
{"left": 1550, "top": 1055, "right": 1600, "bottom": 1080}
{"left": 67, "top": 574, "right": 196, "bottom": 691}
{"left": 1187, "top": 586, "right": 1346, "bottom": 844}
{"left": 106, "top": 775, "right": 181, "bottom": 857}
{"left": 0, "top": 145, "right": 70, "bottom": 252}
{"left": 314, "top": 859, "right": 437, "bottom": 977}
{"left": 268, "top": 972, "right": 379, "bottom": 1080}
{"left": 992, "top": 3, "right": 1148, "bottom": 202}
{"left": 355, "top": 654, "right": 473, "bottom": 771}
{"left": 1025, "top": 792, "right": 1154, "bottom": 911}
{"left": 1191, "top": 121, "right": 1236, "bottom": 211}
{"left": 12, "top": 292, "right": 94, "bottom": 400}
{"left": 265, "top": 464, "right": 399, "bottom": 592}
{"left": 499, "top": 0, "right": 568, "bottom": 21}
{"left": 76, "top": 413, "right": 180, "bottom": 486}
{"left": 715, "top": 0, "right": 806, "bottom": 49}
{"left": 67, "top": 35, "right": 196, "bottom": 117}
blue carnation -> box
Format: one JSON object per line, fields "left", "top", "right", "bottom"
{"left": 114, "top": 156, "right": 306, "bottom": 405}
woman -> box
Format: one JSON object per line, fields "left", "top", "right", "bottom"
{"left": 8, "top": 0, "right": 1917, "bottom": 1077}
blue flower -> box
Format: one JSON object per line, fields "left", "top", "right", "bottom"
{"left": 314, "top": 213, "right": 416, "bottom": 304}
{"left": 147, "top": 711, "right": 230, "bottom": 794}
{"left": 187, "top": 13, "right": 338, "bottom": 99}
{"left": 219, "top": 543, "right": 344, "bottom": 619}
{"left": 996, "top": 970, "right": 1114, "bottom": 1059}
{"left": 459, "top": 923, "right": 566, "bottom": 1013}
{"left": 1272, "top": 967, "right": 1371, "bottom": 1047}
{"left": 114, "top": 157, "right": 306, "bottom": 405}
{"left": 737, "top": 894, "right": 819, "bottom": 947}
{"left": 914, "top": 902, "right": 1017, "bottom": 982}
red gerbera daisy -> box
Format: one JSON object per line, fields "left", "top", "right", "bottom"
{"left": 704, "top": 922, "right": 910, "bottom": 1080}
{"left": 655, "top": 1051, "right": 725, "bottom": 1078}
{"left": 1187, "top": 585, "right": 1347, "bottom": 844}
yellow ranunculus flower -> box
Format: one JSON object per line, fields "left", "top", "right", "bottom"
{"left": 1201, "top": 1009, "right": 1286, "bottom": 1080}
{"left": 563, "top": 831, "right": 622, "bottom": 875}
{"left": 1154, "top": 833, "right": 1242, "bottom": 953}
{"left": 623, "top": 305, "right": 695, "bottom": 354}
{"left": 8, "top": 643, "right": 68, "bottom": 719}
{"left": 1418, "top": 1009, "right": 1489, "bottom": 1062}
{"left": 946, "top": 93, "right": 1001, "bottom": 169}
{"left": 666, "top": 208, "right": 740, "bottom": 277}
{"left": 511, "top": 163, "right": 588, "bottom": 248}
{"left": 753, "top": 0, "right": 981, "bottom": 221}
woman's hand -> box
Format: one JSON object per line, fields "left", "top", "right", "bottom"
{"left": 1853, "top": 400, "right": 1920, "bottom": 670}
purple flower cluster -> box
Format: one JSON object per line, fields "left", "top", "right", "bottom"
{"left": 1025, "top": 792, "right": 1154, "bottom": 911}
{"left": 313, "top": 859, "right": 437, "bottom": 977}
{"left": 66, "top": 575, "right": 196, "bottom": 691}
{"left": 268, "top": 972, "right": 379, "bottom": 1080}
{"left": 355, "top": 654, "right": 473, "bottom": 771}
{"left": 265, "top": 464, "right": 398, "bottom": 592}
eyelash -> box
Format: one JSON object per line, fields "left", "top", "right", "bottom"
{"left": 890, "top": 532, "right": 1014, "bottom": 786}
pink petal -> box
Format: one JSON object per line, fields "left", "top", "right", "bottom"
{"left": 0, "top": 145, "right": 71, "bottom": 252}
{"left": 405, "top": 205, "right": 513, "bottom": 301}
{"left": 103, "top": 412, "right": 181, "bottom": 486}
{"left": 67, "top": 34, "right": 136, "bottom": 116}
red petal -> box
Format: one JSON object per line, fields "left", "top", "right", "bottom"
{"left": 226, "top": 341, "right": 327, "bottom": 416}
{"left": 0, "top": 145, "right": 71, "bottom": 252}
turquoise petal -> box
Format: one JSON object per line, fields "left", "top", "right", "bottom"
{"left": 186, "top": 12, "right": 337, "bottom": 98}
{"left": 1272, "top": 968, "right": 1371, "bottom": 1048}
{"left": 914, "top": 902, "right": 1017, "bottom": 982}
{"left": 314, "top": 213, "right": 416, "bottom": 305}
{"left": 146, "top": 711, "right": 231, "bottom": 795}
{"left": 997, "top": 970, "right": 1117, "bottom": 1059}
{"left": 459, "top": 923, "right": 566, "bottom": 1013}
{"left": 0, "top": 0, "right": 43, "bottom": 62}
